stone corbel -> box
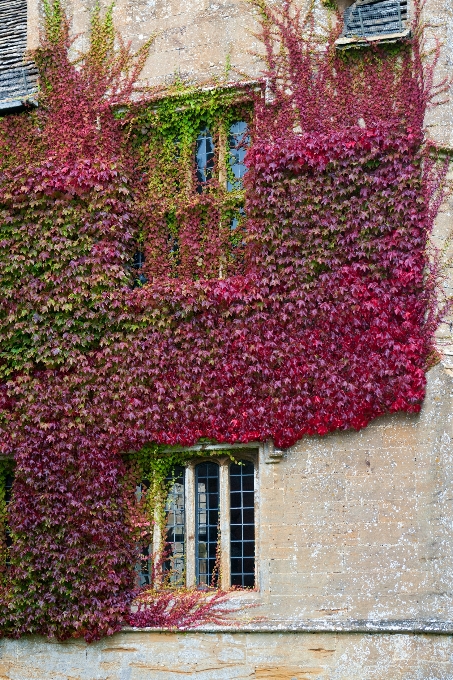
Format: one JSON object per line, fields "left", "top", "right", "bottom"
{"left": 263, "top": 440, "right": 285, "bottom": 464}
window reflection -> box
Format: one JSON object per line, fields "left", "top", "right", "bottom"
{"left": 136, "top": 479, "right": 152, "bottom": 587}
{"left": 227, "top": 121, "right": 249, "bottom": 192}
{"left": 195, "top": 128, "right": 215, "bottom": 193}
{"left": 163, "top": 466, "right": 185, "bottom": 586}
{"left": 230, "top": 461, "right": 255, "bottom": 588}
{"left": 195, "top": 462, "right": 220, "bottom": 587}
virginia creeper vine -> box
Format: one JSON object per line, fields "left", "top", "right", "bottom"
{"left": 0, "top": 0, "right": 449, "bottom": 640}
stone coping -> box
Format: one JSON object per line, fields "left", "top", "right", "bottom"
{"left": 122, "top": 619, "right": 453, "bottom": 634}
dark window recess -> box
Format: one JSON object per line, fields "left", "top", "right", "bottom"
{"left": 136, "top": 480, "right": 152, "bottom": 587}
{"left": 163, "top": 466, "right": 185, "bottom": 586}
{"left": 5, "top": 473, "right": 13, "bottom": 505}
{"left": 227, "top": 121, "right": 249, "bottom": 192}
{"left": 5, "top": 472, "right": 13, "bottom": 557}
{"left": 230, "top": 461, "right": 255, "bottom": 588}
{"left": 132, "top": 250, "right": 148, "bottom": 286}
{"left": 342, "top": 0, "right": 408, "bottom": 39}
{"left": 195, "top": 128, "right": 215, "bottom": 193}
{"left": 0, "top": 0, "right": 38, "bottom": 111}
{"left": 195, "top": 462, "right": 220, "bottom": 587}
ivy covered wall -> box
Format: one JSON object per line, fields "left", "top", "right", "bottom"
{"left": 0, "top": 0, "right": 449, "bottom": 641}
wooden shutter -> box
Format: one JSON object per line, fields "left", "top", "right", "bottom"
{"left": 342, "top": 0, "right": 409, "bottom": 39}
{"left": 0, "top": 0, "right": 38, "bottom": 110}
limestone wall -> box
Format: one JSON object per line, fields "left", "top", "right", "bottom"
{"left": 256, "top": 364, "right": 453, "bottom": 625}
{"left": 14, "top": 0, "right": 453, "bottom": 675}
{"left": 1, "top": 630, "right": 453, "bottom": 678}
{"left": 1, "top": 365, "right": 453, "bottom": 677}
{"left": 26, "top": 0, "right": 264, "bottom": 85}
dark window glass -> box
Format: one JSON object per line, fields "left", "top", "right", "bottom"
{"left": 195, "top": 128, "right": 215, "bottom": 193}
{"left": 196, "top": 462, "right": 220, "bottom": 587}
{"left": 136, "top": 480, "right": 152, "bottom": 586}
{"left": 163, "top": 465, "right": 185, "bottom": 586}
{"left": 5, "top": 472, "right": 13, "bottom": 556}
{"left": 230, "top": 460, "right": 255, "bottom": 588}
{"left": 133, "top": 250, "right": 145, "bottom": 269}
{"left": 132, "top": 250, "right": 147, "bottom": 286}
{"left": 227, "top": 121, "right": 249, "bottom": 192}
{"left": 5, "top": 473, "right": 13, "bottom": 505}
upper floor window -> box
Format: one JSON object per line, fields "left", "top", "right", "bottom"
{"left": 195, "top": 127, "right": 215, "bottom": 192}
{"left": 132, "top": 250, "right": 147, "bottom": 287}
{"left": 135, "top": 104, "right": 252, "bottom": 281}
{"left": 0, "top": 0, "right": 38, "bottom": 111}
{"left": 337, "top": 0, "right": 409, "bottom": 47}
{"left": 227, "top": 121, "right": 249, "bottom": 192}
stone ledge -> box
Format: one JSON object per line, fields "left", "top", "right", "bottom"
{"left": 0, "top": 96, "right": 38, "bottom": 112}
{"left": 122, "top": 619, "right": 453, "bottom": 634}
{"left": 335, "top": 28, "right": 411, "bottom": 48}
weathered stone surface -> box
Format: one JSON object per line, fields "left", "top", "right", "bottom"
{"left": 1, "top": 366, "right": 453, "bottom": 675}
{"left": 1, "top": 631, "right": 453, "bottom": 678}
{"left": 12, "top": 0, "right": 453, "bottom": 674}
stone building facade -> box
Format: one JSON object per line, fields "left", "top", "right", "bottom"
{"left": 1, "top": 0, "right": 453, "bottom": 677}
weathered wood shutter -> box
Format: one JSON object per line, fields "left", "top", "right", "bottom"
{"left": 342, "top": 0, "right": 409, "bottom": 39}
{"left": 0, "top": 0, "right": 38, "bottom": 110}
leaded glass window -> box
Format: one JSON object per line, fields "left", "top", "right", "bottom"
{"left": 227, "top": 121, "right": 249, "bottom": 192}
{"left": 163, "top": 465, "right": 185, "bottom": 586}
{"left": 132, "top": 250, "right": 147, "bottom": 286}
{"left": 5, "top": 472, "right": 13, "bottom": 505}
{"left": 230, "top": 461, "right": 255, "bottom": 587}
{"left": 136, "top": 479, "right": 152, "bottom": 586}
{"left": 195, "top": 128, "right": 215, "bottom": 192}
{"left": 133, "top": 455, "right": 256, "bottom": 590}
{"left": 195, "top": 461, "right": 220, "bottom": 587}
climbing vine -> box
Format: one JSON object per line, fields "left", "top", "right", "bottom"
{"left": 0, "top": 458, "right": 13, "bottom": 576}
{"left": 129, "top": 88, "right": 252, "bottom": 281}
{"left": 0, "top": 0, "right": 449, "bottom": 641}
{"left": 125, "top": 444, "right": 239, "bottom": 587}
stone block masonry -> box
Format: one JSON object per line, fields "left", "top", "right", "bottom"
{"left": 1, "top": 364, "right": 453, "bottom": 677}
{"left": 1, "top": 630, "right": 453, "bottom": 678}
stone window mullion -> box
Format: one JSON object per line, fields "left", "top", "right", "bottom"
{"left": 185, "top": 462, "right": 196, "bottom": 587}
{"left": 219, "top": 458, "right": 231, "bottom": 590}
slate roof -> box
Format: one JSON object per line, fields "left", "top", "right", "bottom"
{"left": 337, "top": 0, "right": 409, "bottom": 46}
{"left": 0, "top": 0, "right": 38, "bottom": 111}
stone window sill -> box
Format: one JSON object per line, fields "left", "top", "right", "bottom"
{"left": 335, "top": 28, "right": 411, "bottom": 48}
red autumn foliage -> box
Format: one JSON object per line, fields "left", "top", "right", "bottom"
{"left": 0, "top": 0, "right": 449, "bottom": 641}
{"left": 127, "top": 588, "right": 234, "bottom": 629}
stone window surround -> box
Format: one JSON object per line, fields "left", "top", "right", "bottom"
{"left": 157, "top": 441, "right": 284, "bottom": 591}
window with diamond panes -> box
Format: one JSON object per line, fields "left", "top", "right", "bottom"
{"left": 230, "top": 461, "right": 255, "bottom": 587}
{"left": 195, "top": 128, "right": 215, "bottom": 193}
{"left": 195, "top": 461, "right": 220, "bottom": 587}
{"left": 163, "top": 465, "right": 185, "bottom": 586}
